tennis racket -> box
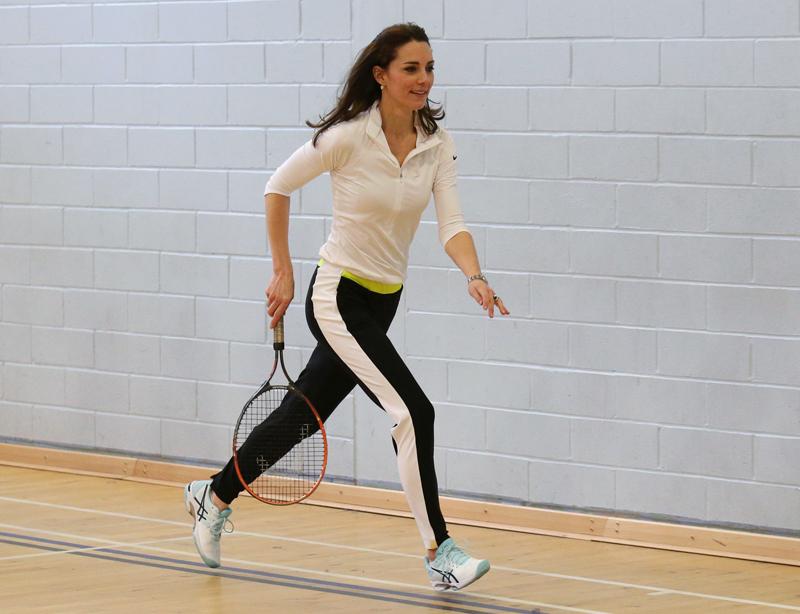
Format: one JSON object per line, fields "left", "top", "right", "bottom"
{"left": 232, "top": 316, "right": 328, "bottom": 505}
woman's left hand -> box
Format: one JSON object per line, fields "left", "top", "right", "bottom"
{"left": 468, "top": 280, "right": 510, "bottom": 318}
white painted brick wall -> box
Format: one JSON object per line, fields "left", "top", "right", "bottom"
{"left": 2, "top": 0, "right": 799, "bottom": 535}
{"left": 93, "top": 4, "right": 158, "bottom": 44}
{"left": 196, "top": 44, "right": 265, "bottom": 84}
{"left": 96, "top": 413, "right": 161, "bottom": 456}
{"left": 196, "top": 381, "right": 253, "bottom": 425}
{"left": 570, "top": 135, "right": 658, "bottom": 181}
{"left": 487, "top": 410, "right": 570, "bottom": 459}
{"left": 708, "top": 188, "right": 800, "bottom": 235}
{"left": 615, "top": 89, "right": 705, "bottom": 134}
{"left": 94, "top": 250, "right": 160, "bottom": 292}
{"left": 752, "top": 338, "right": 800, "bottom": 386}
{"left": 530, "top": 461, "right": 615, "bottom": 509}
{"left": 1, "top": 206, "right": 62, "bottom": 246}
{"left": 127, "top": 46, "right": 193, "bottom": 84}
{"left": 707, "top": 383, "right": 800, "bottom": 436}
{"left": 94, "top": 87, "right": 160, "bottom": 125}
{"left": 95, "top": 332, "right": 160, "bottom": 376}
{"left": 707, "top": 481, "right": 800, "bottom": 530}
{"left": 617, "top": 471, "right": 706, "bottom": 519}
{"left": 128, "top": 293, "right": 195, "bottom": 337}
{"left": 617, "top": 280, "right": 706, "bottom": 329}
{"left": 30, "top": 248, "right": 93, "bottom": 287}
{"left": 196, "top": 298, "right": 266, "bottom": 343}
{"left": 0, "top": 401, "right": 34, "bottom": 440}
{"left": 530, "top": 369, "right": 612, "bottom": 418}
{"left": 32, "top": 168, "right": 92, "bottom": 207}
{"left": 754, "top": 239, "right": 800, "bottom": 286}
{"left": 160, "top": 170, "right": 228, "bottom": 211}
{"left": 65, "top": 289, "right": 127, "bottom": 331}
{"left": 530, "top": 88, "right": 614, "bottom": 131}
{"left": 31, "top": 326, "right": 94, "bottom": 368}
{"left": 662, "top": 41, "right": 754, "bottom": 86}
{"left": 94, "top": 169, "right": 159, "bottom": 208}
{"left": 4, "top": 364, "right": 64, "bottom": 406}
{"left": 610, "top": 375, "right": 707, "bottom": 426}
{"left": 708, "top": 90, "right": 800, "bottom": 137}
{"left": 30, "top": 86, "right": 93, "bottom": 124}
{"left": 705, "top": 0, "right": 799, "bottom": 37}
{"left": 756, "top": 41, "right": 800, "bottom": 86}
{"left": 447, "top": 449, "right": 528, "bottom": 500}
{"left": 754, "top": 140, "right": 800, "bottom": 187}
{"left": 0, "top": 47, "right": 60, "bottom": 83}
{"left": 0, "top": 168, "right": 32, "bottom": 207}
{"left": 573, "top": 41, "right": 659, "bottom": 85}
{"left": 531, "top": 274, "right": 616, "bottom": 323}
{"left": 130, "top": 375, "right": 197, "bottom": 420}
{"left": 30, "top": 5, "right": 91, "bottom": 44}
{"left": 161, "top": 337, "right": 229, "bottom": 382}
{"left": 660, "top": 427, "right": 753, "bottom": 479}
{"left": 3, "top": 286, "right": 63, "bottom": 326}
{"left": 65, "top": 369, "right": 129, "bottom": 414}
{"left": 529, "top": 181, "right": 616, "bottom": 227}
{"left": 33, "top": 406, "right": 95, "bottom": 448}
{"left": 353, "top": 391, "right": 398, "bottom": 484}
{"left": 487, "top": 42, "right": 570, "bottom": 85}
{"left": 64, "top": 209, "right": 127, "bottom": 248}
{"left": 616, "top": 185, "right": 706, "bottom": 232}
{"left": 0, "top": 8, "right": 28, "bottom": 45}
{"left": 153, "top": 86, "right": 226, "bottom": 124}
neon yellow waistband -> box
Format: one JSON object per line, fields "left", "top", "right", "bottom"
{"left": 318, "top": 259, "right": 402, "bottom": 294}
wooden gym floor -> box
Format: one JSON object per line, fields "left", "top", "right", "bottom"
{"left": 1, "top": 465, "right": 799, "bottom": 613}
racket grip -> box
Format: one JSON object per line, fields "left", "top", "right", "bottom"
{"left": 274, "top": 317, "right": 285, "bottom": 350}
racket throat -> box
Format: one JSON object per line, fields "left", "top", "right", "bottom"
{"left": 278, "top": 350, "right": 294, "bottom": 383}
{"left": 265, "top": 353, "right": 280, "bottom": 383}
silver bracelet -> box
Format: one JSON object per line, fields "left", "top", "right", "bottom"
{"left": 467, "top": 273, "right": 487, "bottom": 284}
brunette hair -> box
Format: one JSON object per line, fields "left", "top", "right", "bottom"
{"left": 306, "top": 22, "right": 444, "bottom": 146}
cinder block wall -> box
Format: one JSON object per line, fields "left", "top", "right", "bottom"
{"left": 1, "top": 0, "right": 799, "bottom": 534}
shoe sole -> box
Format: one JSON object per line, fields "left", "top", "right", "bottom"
{"left": 184, "top": 483, "right": 221, "bottom": 569}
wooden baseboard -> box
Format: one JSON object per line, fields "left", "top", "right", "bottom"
{"left": 1, "top": 441, "right": 798, "bottom": 567}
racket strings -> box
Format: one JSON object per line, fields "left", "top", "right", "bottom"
{"left": 234, "top": 385, "right": 325, "bottom": 504}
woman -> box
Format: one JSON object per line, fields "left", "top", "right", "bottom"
{"left": 184, "top": 22, "right": 510, "bottom": 592}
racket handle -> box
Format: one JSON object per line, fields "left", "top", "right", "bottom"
{"left": 274, "top": 317, "right": 285, "bottom": 350}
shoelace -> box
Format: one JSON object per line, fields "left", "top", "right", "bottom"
{"left": 438, "top": 542, "right": 470, "bottom": 570}
{"left": 208, "top": 514, "right": 235, "bottom": 539}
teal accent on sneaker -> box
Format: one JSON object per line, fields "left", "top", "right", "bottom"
{"left": 184, "top": 480, "right": 233, "bottom": 568}
{"left": 425, "top": 538, "right": 490, "bottom": 591}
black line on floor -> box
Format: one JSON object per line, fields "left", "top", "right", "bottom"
{"left": 0, "top": 531, "right": 542, "bottom": 614}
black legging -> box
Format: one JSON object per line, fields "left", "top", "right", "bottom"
{"left": 210, "top": 264, "right": 450, "bottom": 549}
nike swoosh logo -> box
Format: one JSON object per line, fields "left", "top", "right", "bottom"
{"left": 452, "top": 155, "right": 457, "bottom": 160}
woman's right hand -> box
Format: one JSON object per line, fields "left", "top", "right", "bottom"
{"left": 265, "top": 269, "right": 295, "bottom": 329}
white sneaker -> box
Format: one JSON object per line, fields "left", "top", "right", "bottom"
{"left": 183, "top": 479, "right": 233, "bottom": 568}
{"left": 424, "top": 538, "right": 490, "bottom": 591}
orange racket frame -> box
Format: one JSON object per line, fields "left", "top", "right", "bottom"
{"left": 232, "top": 317, "right": 328, "bottom": 505}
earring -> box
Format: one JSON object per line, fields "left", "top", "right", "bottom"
{"left": 380, "top": 85, "right": 384, "bottom": 90}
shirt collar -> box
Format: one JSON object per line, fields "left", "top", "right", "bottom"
{"left": 365, "top": 99, "right": 440, "bottom": 148}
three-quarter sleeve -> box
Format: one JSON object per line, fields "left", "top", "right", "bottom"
{"left": 432, "top": 129, "right": 471, "bottom": 247}
{"left": 264, "top": 123, "right": 349, "bottom": 197}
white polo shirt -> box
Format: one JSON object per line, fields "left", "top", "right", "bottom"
{"left": 264, "top": 100, "right": 470, "bottom": 285}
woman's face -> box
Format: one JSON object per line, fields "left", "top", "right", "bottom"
{"left": 376, "top": 40, "right": 435, "bottom": 113}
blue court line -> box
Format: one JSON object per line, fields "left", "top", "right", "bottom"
{"left": 0, "top": 531, "right": 543, "bottom": 614}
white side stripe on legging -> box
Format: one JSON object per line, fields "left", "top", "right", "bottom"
{"left": 310, "top": 262, "right": 437, "bottom": 550}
